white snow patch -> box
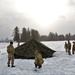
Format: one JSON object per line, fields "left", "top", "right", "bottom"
{"left": 0, "top": 41, "right": 75, "bottom": 75}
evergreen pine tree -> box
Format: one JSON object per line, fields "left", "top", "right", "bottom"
{"left": 13, "top": 26, "right": 20, "bottom": 42}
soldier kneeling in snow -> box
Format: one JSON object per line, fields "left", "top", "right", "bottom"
{"left": 34, "top": 50, "right": 44, "bottom": 70}
{"left": 7, "top": 41, "right": 15, "bottom": 67}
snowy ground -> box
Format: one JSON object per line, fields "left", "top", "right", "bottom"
{"left": 0, "top": 41, "right": 75, "bottom": 75}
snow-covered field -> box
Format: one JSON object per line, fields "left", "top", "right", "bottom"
{"left": 0, "top": 41, "right": 75, "bottom": 75}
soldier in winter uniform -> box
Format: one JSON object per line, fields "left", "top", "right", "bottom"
{"left": 34, "top": 50, "right": 44, "bottom": 69}
{"left": 67, "top": 40, "right": 71, "bottom": 55}
{"left": 7, "top": 41, "right": 15, "bottom": 67}
{"left": 72, "top": 42, "right": 75, "bottom": 54}
{"left": 64, "top": 42, "right": 68, "bottom": 52}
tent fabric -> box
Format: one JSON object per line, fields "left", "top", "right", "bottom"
{"left": 14, "top": 38, "right": 56, "bottom": 59}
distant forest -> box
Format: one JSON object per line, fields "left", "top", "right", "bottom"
{"left": 12, "top": 26, "right": 75, "bottom": 42}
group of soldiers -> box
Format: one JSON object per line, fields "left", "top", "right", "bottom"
{"left": 64, "top": 40, "right": 75, "bottom": 55}
{"left": 7, "top": 41, "right": 44, "bottom": 69}
{"left": 7, "top": 40, "right": 75, "bottom": 68}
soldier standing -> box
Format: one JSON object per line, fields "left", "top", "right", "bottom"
{"left": 64, "top": 42, "right": 68, "bottom": 52}
{"left": 72, "top": 42, "right": 75, "bottom": 54}
{"left": 67, "top": 40, "right": 71, "bottom": 55}
{"left": 7, "top": 41, "right": 15, "bottom": 67}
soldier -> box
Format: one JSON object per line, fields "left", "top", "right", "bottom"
{"left": 34, "top": 50, "right": 44, "bottom": 70}
{"left": 72, "top": 42, "right": 75, "bottom": 54}
{"left": 67, "top": 40, "right": 71, "bottom": 55}
{"left": 64, "top": 42, "right": 68, "bottom": 52}
{"left": 7, "top": 41, "right": 15, "bottom": 67}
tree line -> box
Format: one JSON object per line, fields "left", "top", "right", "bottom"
{"left": 12, "top": 26, "right": 75, "bottom": 42}
{"left": 12, "top": 26, "right": 40, "bottom": 42}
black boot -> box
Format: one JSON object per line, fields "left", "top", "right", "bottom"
{"left": 38, "top": 65, "right": 42, "bottom": 69}
{"left": 8, "top": 64, "right": 10, "bottom": 67}
{"left": 11, "top": 64, "right": 15, "bottom": 67}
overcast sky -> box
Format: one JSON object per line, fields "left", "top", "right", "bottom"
{"left": 0, "top": 0, "right": 75, "bottom": 40}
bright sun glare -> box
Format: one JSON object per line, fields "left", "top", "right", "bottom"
{"left": 15, "top": 0, "right": 69, "bottom": 29}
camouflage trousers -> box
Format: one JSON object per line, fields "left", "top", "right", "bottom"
{"left": 68, "top": 49, "right": 71, "bottom": 55}
{"left": 7, "top": 54, "right": 14, "bottom": 65}
{"left": 65, "top": 48, "right": 68, "bottom": 52}
{"left": 72, "top": 50, "right": 75, "bottom": 54}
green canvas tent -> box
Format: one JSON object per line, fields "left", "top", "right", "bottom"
{"left": 14, "top": 38, "right": 56, "bottom": 59}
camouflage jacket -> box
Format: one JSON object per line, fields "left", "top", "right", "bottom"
{"left": 7, "top": 45, "right": 14, "bottom": 54}
{"left": 34, "top": 53, "right": 44, "bottom": 65}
